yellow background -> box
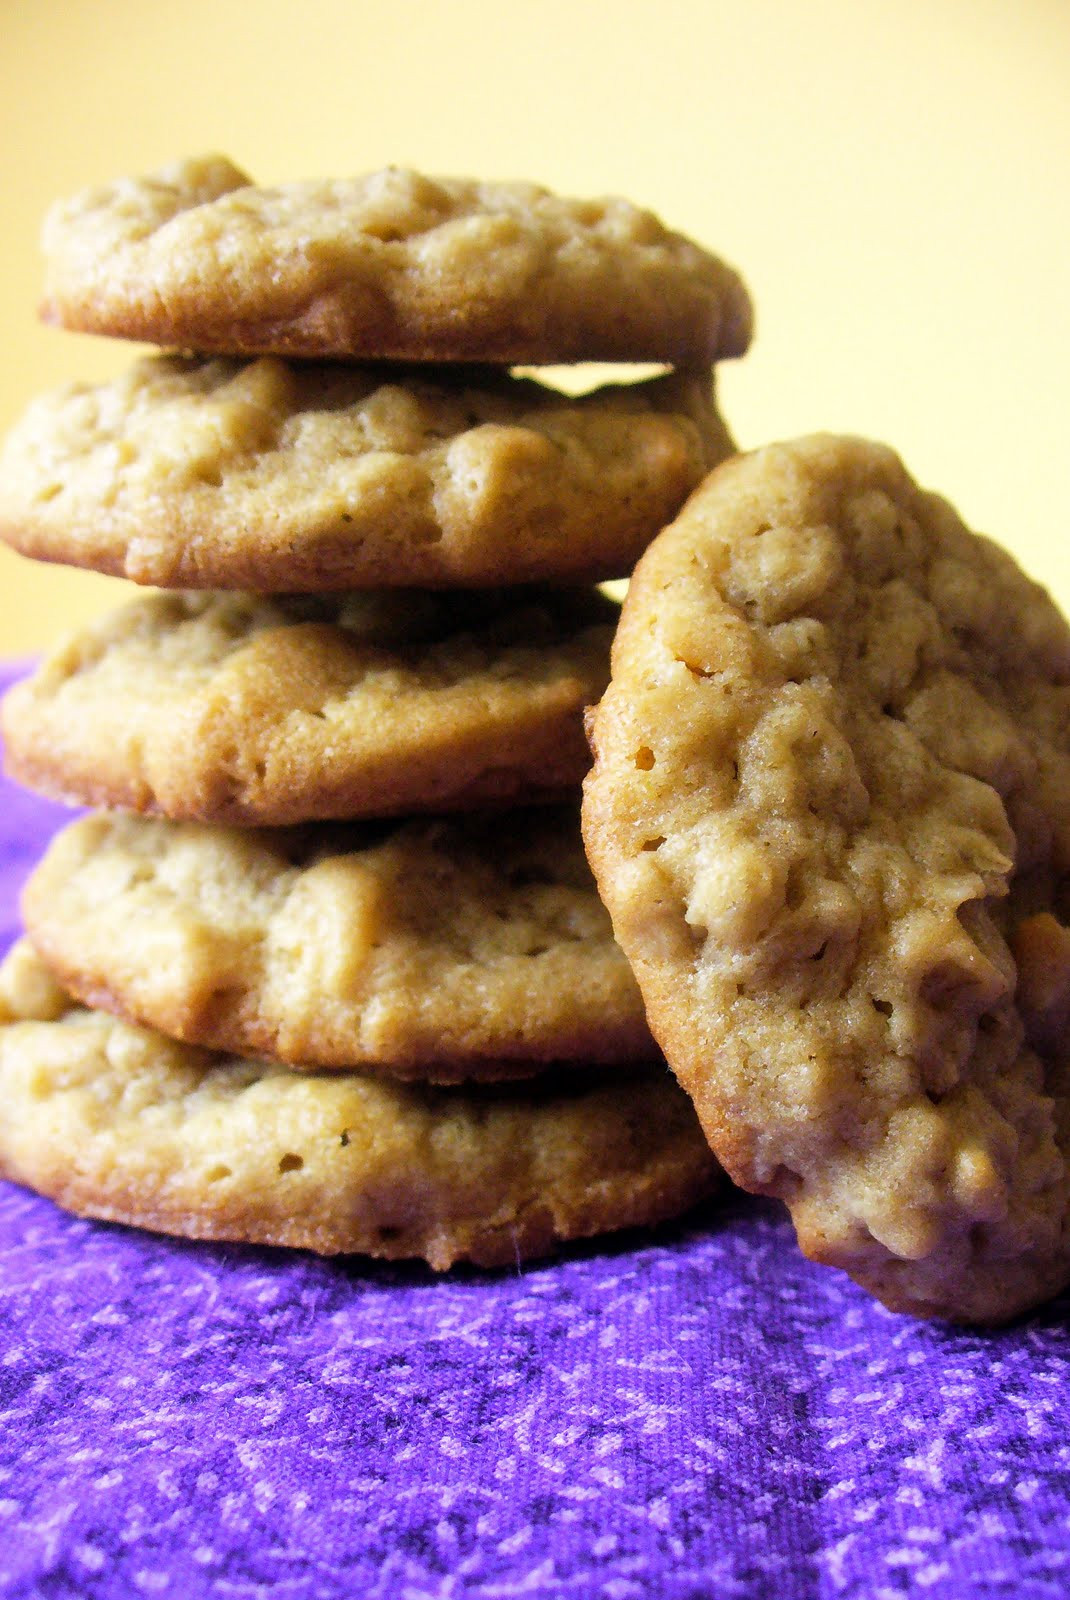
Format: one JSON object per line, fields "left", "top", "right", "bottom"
{"left": 0, "top": 0, "right": 1067, "bottom": 653}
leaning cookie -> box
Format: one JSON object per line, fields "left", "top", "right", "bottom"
{"left": 0, "top": 941, "right": 718, "bottom": 1269}
{"left": 0, "top": 357, "right": 733, "bottom": 589}
{"left": 40, "top": 156, "right": 752, "bottom": 367}
{"left": 23, "top": 809, "right": 653, "bottom": 1079}
{"left": 2, "top": 587, "right": 617, "bottom": 823}
{"left": 583, "top": 435, "right": 1070, "bottom": 1323}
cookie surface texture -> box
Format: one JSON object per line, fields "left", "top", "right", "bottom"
{"left": 40, "top": 157, "right": 752, "bottom": 366}
{"left": 0, "top": 358, "right": 733, "bottom": 589}
{"left": 2, "top": 587, "right": 616, "bottom": 822}
{"left": 583, "top": 435, "right": 1070, "bottom": 1323}
{"left": 0, "top": 941, "right": 717, "bottom": 1269}
{"left": 23, "top": 809, "right": 653, "bottom": 1078}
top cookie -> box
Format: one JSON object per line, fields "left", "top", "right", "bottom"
{"left": 583, "top": 435, "right": 1070, "bottom": 1323}
{"left": 39, "top": 156, "right": 753, "bottom": 367}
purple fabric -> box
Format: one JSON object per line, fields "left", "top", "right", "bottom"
{"left": 1, "top": 659, "right": 1069, "bottom": 1600}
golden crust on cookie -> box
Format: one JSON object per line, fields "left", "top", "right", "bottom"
{"left": 2, "top": 587, "right": 616, "bottom": 823}
{"left": 0, "top": 357, "right": 733, "bottom": 589}
{"left": 23, "top": 809, "right": 654, "bottom": 1079}
{"left": 0, "top": 941, "right": 718, "bottom": 1269}
{"left": 583, "top": 435, "right": 1070, "bottom": 1323}
{"left": 39, "top": 156, "right": 752, "bottom": 367}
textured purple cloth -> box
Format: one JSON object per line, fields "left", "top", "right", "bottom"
{"left": 1, "top": 660, "right": 1070, "bottom": 1600}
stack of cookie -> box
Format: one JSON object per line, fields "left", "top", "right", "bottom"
{"left": 0, "top": 157, "right": 752, "bottom": 1268}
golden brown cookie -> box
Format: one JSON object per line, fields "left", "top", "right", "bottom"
{"left": 23, "top": 808, "right": 653, "bottom": 1079}
{"left": 39, "top": 156, "right": 752, "bottom": 367}
{"left": 583, "top": 435, "right": 1070, "bottom": 1323}
{"left": 0, "top": 940, "right": 718, "bottom": 1269}
{"left": 2, "top": 586, "right": 616, "bottom": 823}
{"left": 0, "top": 356, "right": 734, "bottom": 589}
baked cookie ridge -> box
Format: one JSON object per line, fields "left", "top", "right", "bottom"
{"left": 582, "top": 434, "right": 1070, "bottom": 1322}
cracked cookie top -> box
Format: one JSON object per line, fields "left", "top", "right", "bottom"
{"left": 583, "top": 434, "right": 1070, "bottom": 1322}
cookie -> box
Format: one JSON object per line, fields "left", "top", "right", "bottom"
{"left": 39, "top": 156, "right": 752, "bottom": 367}
{"left": 2, "top": 586, "right": 616, "bottom": 823}
{"left": 23, "top": 809, "right": 653, "bottom": 1079}
{"left": 583, "top": 435, "right": 1070, "bottom": 1323}
{"left": 0, "top": 940, "right": 718, "bottom": 1269}
{"left": 0, "top": 356, "right": 734, "bottom": 589}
